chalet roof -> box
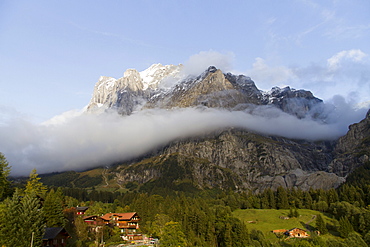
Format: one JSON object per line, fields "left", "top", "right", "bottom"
{"left": 101, "top": 212, "right": 138, "bottom": 221}
{"left": 43, "top": 227, "right": 69, "bottom": 240}
{"left": 288, "top": 228, "right": 307, "bottom": 232}
{"left": 272, "top": 229, "right": 287, "bottom": 233}
{"left": 101, "top": 213, "right": 114, "bottom": 221}
{"left": 83, "top": 215, "right": 99, "bottom": 220}
{"left": 76, "top": 206, "right": 89, "bottom": 212}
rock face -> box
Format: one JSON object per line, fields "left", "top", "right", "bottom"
{"left": 329, "top": 109, "right": 370, "bottom": 176}
{"left": 87, "top": 64, "right": 182, "bottom": 115}
{"left": 113, "top": 129, "right": 344, "bottom": 192}
{"left": 87, "top": 65, "right": 323, "bottom": 119}
{"left": 85, "top": 64, "right": 369, "bottom": 191}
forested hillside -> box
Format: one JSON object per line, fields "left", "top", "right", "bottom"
{"left": 2, "top": 152, "right": 370, "bottom": 246}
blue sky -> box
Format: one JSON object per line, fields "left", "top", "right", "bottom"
{"left": 1, "top": 0, "right": 370, "bottom": 175}
{"left": 1, "top": 0, "right": 369, "bottom": 122}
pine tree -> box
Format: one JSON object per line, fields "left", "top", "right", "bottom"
{"left": 344, "top": 232, "right": 368, "bottom": 247}
{"left": 315, "top": 214, "right": 328, "bottom": 234}
{"left": 0, "top": 190, "right": 22, "bottom": 246}
{"left": 0, "top": 152, "right": 11, "bottom": 200}
{"left": 293, "top": 208, "right": 299, "bottom": 218}
{"left": 303, "top": 191, "right": 313, "bottom": 209}
{"left": 260, "top": 193, "right": 270, "bottom": 209}
{"left": 338, "top": 216, "right": 354, "bottom": 238}
{"left": 25, "top": 168, "right": 47, "bottom": 197}
{"left": 288, "top": 208, "right": 294, "bottom": 218}
{"left": 75, "top": 216, "right": 90, "bottom": 243}
{"left": 19, "top": 193, "right": 45, "bottom": 246}
{"left": 267, "top": 188, "right": 276, "bottom": 209}
{"left": 327, "top": 188, "right": 339, "bottom": 204}
{"left": 276, "top": 187, "right": 289, "bottom": 209}
{"left": 0, "top": 189, "right": 44, "bottom": 246}
{"left": 160, "top": 221, "right": 187, "bottom": 246}
{"left": 44, "top": 188, "right": 65, "bottom": 227}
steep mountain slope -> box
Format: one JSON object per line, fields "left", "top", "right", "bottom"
{"left": 112, "top": 129, "right": 343, "bottom": 192}
{"left": 329, "top": 109, "right": 370, "bottom": 176}
{"left": 87, "top": 64, "right": 182, "bottom": 115}
{"left": 74, "top": 64, "right": 370, "bottom": 191}
{"left": 87, "top": 65, "right": 323, "bottom": 119}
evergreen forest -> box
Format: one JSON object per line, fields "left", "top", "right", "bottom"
{"left": 1, "top": 152, "right": 370, "bottom": 246}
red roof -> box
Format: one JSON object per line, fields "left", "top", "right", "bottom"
{"left": 83, "top": 215, "right": 99, "bottom": 220}
{"left": 101, "top": 213, "right": 114, "bottom": 221}
{"left": 101, "top": 212, "right": 138, "bottom": 221}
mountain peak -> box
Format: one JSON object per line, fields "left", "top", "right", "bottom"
{"left": 87, "top": 63, "right": 323, "bottom": 119}
{"left": 207, "top": 66, "right": 218, "bottom": 73}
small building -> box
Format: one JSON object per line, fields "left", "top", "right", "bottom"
{"left": 42, "top": 227, "right": 70, "bottom": 247}
{"left": 83, "top": 215, "right": 104, "bottom": 227}
{"left": 76, "top": 206, "right": 89, "bottom": 215}
{"left": 272, "top": 229, "right": 287, "bottom": 235}
{"left": 285, "top": 228, "right": 309, "bottom": 238}
{"left": 101, "top": 212, "right": 141, "bottom": 236}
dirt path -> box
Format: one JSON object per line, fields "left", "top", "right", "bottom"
{"left": 102, "top": 168, "right": 109, "bottom": 187}
{"left": 305, "top": 215, "right": 316, "bottom": 231}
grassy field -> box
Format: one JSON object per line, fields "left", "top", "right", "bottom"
{"left": 232, "top": 209, "right": 337, "bottom": 242}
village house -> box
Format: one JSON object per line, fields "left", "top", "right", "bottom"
{"left": 42, "top": 227, "right": 70, "bottom": 247}
{"left": 101, "top": 212, "right": 142, "bottom": 240}
{"left": 83, "top": 215, "right": 104, "bottom": 227}
{"left": 81, "top": 212, "right": 142, "bottom": 240}
{"left": 272, "top": 229, "right": 287, "bottom": 236}
{"left": 285, "top": 228, "right": 309, "bottom": 238}
{"left": 75, "top": 206, "right": 89, "bottom": 215}
{"left": 101, "top": 212, "right": 140, "bottom": 232}
{"left": 272, "top": 228, "right": 309, "bottom": 238}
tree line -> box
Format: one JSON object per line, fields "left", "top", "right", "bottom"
{"left": 1, "top": 152, "right": 370, "bottom": 246}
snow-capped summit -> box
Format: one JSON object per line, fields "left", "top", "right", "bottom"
{"left": 139, "top": 63, "right": 183, "bottom": 90}
{"left": 86, "top": 64, "right": 325, "bottom": 119}
{"left": 86, "top": 64, "right": 183, "bottom": 114}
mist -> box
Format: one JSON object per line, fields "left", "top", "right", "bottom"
{"left": 0, "top": 103, "right": 367, "bottom": 176}
{"left": 1, "top": 50, "right": 369, "bottom": 176}
{"left": 182, "top": 51, "right": 235, "bottom": 76}
{"left": 247, "top": 49, "right": 370, "bottom": 107}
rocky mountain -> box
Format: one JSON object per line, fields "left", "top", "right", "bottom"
{"left": 329, "top": 110, "right": 370, "bottom": 176}
{"left": 87, "top": 65, "right": 323, "bottom": 119}
{"left": 79, "top": 64, "right": 370, "bottom": 192}
{"left": 87, "top": 64, "right": 182, "bottom": 115}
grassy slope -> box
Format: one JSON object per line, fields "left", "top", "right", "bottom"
{"left": 232, "top": 209, "right": 338, "bottom": 243}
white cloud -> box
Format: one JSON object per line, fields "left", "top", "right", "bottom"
{"left": 42, "top": 108, "right": 85, "bottom": 126}
{"left": 327, "top": 49, "right": 367, "bottom": 71}
{"left": 246, "top": 50, "right": 370, "bottom": 106}
{"left": 182, "top": 51, "right": 235, "bottom": 76}
{"left": 1, "top": 49, "right": 369, "bottom": 177}
{"left": 1, "top": 104, "right": 367, "bottom": 176}
{"left": 246, "top": 58, "right": 296, "bottom": 90}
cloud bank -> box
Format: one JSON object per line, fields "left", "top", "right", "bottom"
{"left": 182, "top": 51, "right": 235, "bottom": 76}
{"left": 247, "top": 49, "right": 370, "bottom": 107}
{"left": 0, "top": 103, "right": 367, "bottom": 176}
{"left": 1, "top": 49, "right": 369, "bottom": 176}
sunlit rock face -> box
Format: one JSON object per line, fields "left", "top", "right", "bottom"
{"left": 329, "top": 109, "right": 370, "bottom": 176}
{"left": 87, "top": 65, "right": 323, "bottom": 119}
{"left": 83, "top": 64, "right": 369, "bottom": 191}
{"left": 87, "top": 64, "right": 183, "bottom": 115}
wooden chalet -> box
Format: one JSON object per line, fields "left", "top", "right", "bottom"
{"left": 101, "top": 212, "right": 141, "bottom": 235}
{"left": 76, "top": 206, "right": 89, "bottom": 215}
{"left": 285, "top": 228, "right": 309, "bottom": 238}
{"left": 42, "top": 227, "right": 70, "bottom": 247}
{"left": 272, "top": 229, "right": 287, "bottom": 235}
{"left": 83, "top": 215, "right": 104, "bottom": 227}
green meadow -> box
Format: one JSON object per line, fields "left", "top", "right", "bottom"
{"left": 233, "top": 209, "right": 338, "bottom": 242}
